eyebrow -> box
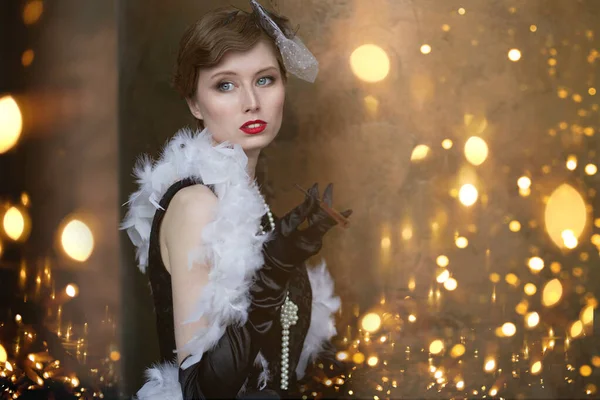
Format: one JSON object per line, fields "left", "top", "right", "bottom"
{"left": 210, "top": 66, "right": 279, "bottom": 80}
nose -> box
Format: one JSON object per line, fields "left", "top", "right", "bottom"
{"left": 243, "top": 86, "right": 260, "bottom": 113}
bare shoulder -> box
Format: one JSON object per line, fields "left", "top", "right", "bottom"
{"left": 161, "top": 183, "right": 218, "bottom": 253}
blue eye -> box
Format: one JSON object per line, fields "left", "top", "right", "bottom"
{"left": 217, "top": 82, "right": 234, "bottom": 92}
{"left": 257, "top": 76, "right": 275, "bottom": 86}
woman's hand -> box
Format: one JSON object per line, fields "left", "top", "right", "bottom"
{"left": 263, "top": 183, "right": 352, "bottom": 268}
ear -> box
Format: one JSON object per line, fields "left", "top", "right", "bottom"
{"left": 185, "top": 97, "right": 204, "bottom": 120}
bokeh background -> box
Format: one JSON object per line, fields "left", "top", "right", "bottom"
{"left": 2, "top": 0, "right": 600, "bottom": 398}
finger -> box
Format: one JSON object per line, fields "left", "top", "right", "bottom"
{"left": 280, "top": 195, "right": 317, "bottom": 235}
{"left": 310, "top": 182, "right": 320, "bottom": 200}
{"left": 304, "top": 213, "right": 338, "bottom": 237}
{"left": 322, "top": 183, "right": 333, "bottom": 208}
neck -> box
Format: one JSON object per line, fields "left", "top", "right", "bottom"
{"left": 244, "top": 148, "right": 260, "bottom": 181}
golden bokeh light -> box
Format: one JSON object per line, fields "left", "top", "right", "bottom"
{"left": 23, "top": 0, "right": 44, "bottom": 25}
{"left": 544, "top": 184, "right": 587, "bottom": 249}
{"left": 580, "top": 365, "right": 592, "bottom": 377}
{"left": 367, "top": 356, "right": 379, "bottom": 367}
{"left": 436, "top": 269, "right": 450, "bottom": 284}
{"left": 489, "top": 273, "right": 500, "bottom": 283}
{"left": 456, "top": 380, "right": 465, "bottom": 390}
{"left": 380, "top": 236, "right": 391, "bottom": 249}
{"left": 505, "top": 273, "right": 519, "bottom": 286}
{"left": 455, "top": 236, "right": 468, "bottom": 248}
{"left": 531, "top": 361, "right": 542, "bottom": 375}
{"left": 589, "top": 87, "right": 597, "bottom": 96}
{"left": 361, "top": 313, "right": 382, "bottom": 333}
{"left": 336, "top": 351, "right": 349, "bottom": 361}
{"left": 458, "top": 7, "right": 466, "bottom": 15}
{"left": 569, "top": 320, "right": 583, "bottom": 338}
{"left": 352, "top": 352, "right": 365, "bottom": 364}
{"left": 515, "top": 300, "right": 529, "bottom": 315}
{"left": 3, "top": 207, "right": 26, "bottom": 241}
{"left": 450, "top": 344, "right": 465, "bottom": 358}
{"left": 61, "top": 219, "right": 94, "bottom": 262}
{"left": 350, "top": 44, "right": 390, "bottom": 83}
{"left": 458, "top": 184, "right": 478, "bottom": 206}
{"left": 530, "top": 24, "right": 538, "bottom": 32}
{"left": 526, "top": 312, "right": 540, "bottom": 328}
{"left": 501, "top": 322, "right": 516, "bottom": 337}
{"left": 524, "top": 283, "right": 537, "bottom": 296}
{"left": 580, "top": 304, "right": 595, "bottom": 325}
{"left": 528, "top": 256, "right": 544, "bottom": 273}
{"left": 566, "top": 155, "right": 577, "bottom": 170}
{"left": 585, "top": 164, "right": 598, "bottom": 175}
{"left": 363, "top": 95, "right": 379, "bottom": 115}
{"left": 0, "top": 96, "right": 23, "bottom": 154}
{"left": 0, "top": 345, "right": 6, "bottom": 363}
{"left": 436, "top": 255, "right": 449, "bottom": 267}
{"left": 420, "top": 44, "right": 432, "bottom": 54}
{"left": 517, "top": 176, "right": 531, "bottom": 189}
{"left": 21, "top": 49, "right": 35, "bottom": 67}
{"left": 110, "top": 351, "right": 121, "bottom": 361}
{"left": 464, "top": 136, "right": 489, "bottom": 166}
{"left": 408, "top": 314, "right": 417, "bottom": 322}
{"left": 484, "top": 358, "right": 497, "bottom": 372}
{"left": 542, "top": 279, "right": 563, "bottom": 307}
{"left": 442, "top": 139, "right": 453, "bottom": 149}
{"left": 65, "top": 284, "right": 79, "bottom": 298}
{"left": 411, "top": 144, "right": 430, "bottom": 161}
{"left": 508, "top": 48, "right": 522, "bottom": 61}
{"left": 444, "top": 278, "right": 458, "bottom": 291}
{"left": 429, "top": 339, "right": 444, "bottom": 355}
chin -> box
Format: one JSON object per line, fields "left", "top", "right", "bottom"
{"left": 239, "top": 132, "right": 278, "bottom": 152}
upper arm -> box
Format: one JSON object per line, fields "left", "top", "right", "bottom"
{"left": 161, "top": 184, "right": 218, "bottom": 365}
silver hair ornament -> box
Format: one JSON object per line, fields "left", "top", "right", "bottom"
{"left": 250, "top": 0, "right": 319, "bottom": 83}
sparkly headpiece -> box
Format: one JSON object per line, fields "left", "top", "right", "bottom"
{"left": 249, "top": 0, "right": 319, "bottom": 83}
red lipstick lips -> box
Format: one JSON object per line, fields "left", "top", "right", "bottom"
{"left": 240, "top": 120, "right": 267, "bottom": 134}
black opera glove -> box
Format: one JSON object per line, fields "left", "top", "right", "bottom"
{"left": 262, "top": 183, "right": 353, "bottom": 277}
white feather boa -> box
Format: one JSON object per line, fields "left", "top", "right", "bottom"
{"left": 121, "top": 128, "right": 340, "bottom": 399}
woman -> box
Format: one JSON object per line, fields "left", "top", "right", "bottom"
{"left": 121, "top": 1, "right": 352, "bottom": 399}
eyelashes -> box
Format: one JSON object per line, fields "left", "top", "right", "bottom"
{"left": 216, "top": 76, "right": 276, "bottom": 92}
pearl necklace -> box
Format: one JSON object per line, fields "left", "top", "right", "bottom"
{"left": 256, "top": 189, "right": 298, "bottom": 390}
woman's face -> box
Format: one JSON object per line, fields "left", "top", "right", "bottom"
{"left": 188, "top": 39, "right": 286, "bottom": 154}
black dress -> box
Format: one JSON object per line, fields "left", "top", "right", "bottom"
{"left": 146, "top": 178, "right": 313, "bottom": 399}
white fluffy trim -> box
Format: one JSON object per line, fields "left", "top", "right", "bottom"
{"left": 295, "top": 260, "right": 341, "bottom": 379}
{"left": 121, "top": 128, "right": 270, "bottom": 372}
{"left": 134, "top": 363, "right": 181, "bottom": 400}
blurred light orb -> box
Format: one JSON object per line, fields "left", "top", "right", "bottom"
{"left": 509, "top": 220, "right": 521, "bottom": 232}
{"left": 411, "top": 144, "right": 430, "bottom": 161}
{"left": 65, "top": 284, "right": 79, "bottom": 298}
{"left": 380, "top": 236, "right": 391, "bottom": 249}
{"left": 526, "top": 312, "right": 540, "bottom": 328}
{"left": 580, "top": 304, "right": 595, "bottom": 325}
{"left": 501, "top": 322, "right": 516, "bottom": 337}
{"left": 61, "top": 219, "right": 94, "bottom": 262}
{"left": 505, "top": 273, "right": 519, "bottom": 286}
{"left": 508, "top": 48, "right": 522, "bottom": 61}
{"left": 450, "top": 344, "right": 465, "bottom": 358}
{"left": 336, "top": 351, "right": 349, "bottom": 361}
{"left": 544, "top": 184, "right": 586, "bottom": 249}
{"left": 542, "top": 279, "right": 563, "bottom": 307}
{"left": 420, "top": 44, "right": 432, "bottom": 55}
{"left": 0, "top": 345, "right": 6, "bottom": 362}
{"left": 23, "top": 0, "right": 43, "bottom": 24}
{"left": 21, "top": 49, "right": 35, "bottom": 67}
{"left": 517, "top": 176, "right": 531, "bottom": 189}
{"left": 484, "top": 358, "right": 497, "bottom": 372}
{"left": 352, "top": 352, "right": 365, "bottom": 364}
{"left": 367, "top": 356, "right": 379, "bottom": 367}
{"left": 350, "top": 44, "right": 390, "bottom": 83}
{"left": 459, "top": 184, "right": 478, "bottom": 206}
{"left": 0, "top": 96, "right": 23, "bottom": 154}
{"left": 436, "top": 269, "right": 450, "bottom": 284}
{"left": 363, "top": 95, "right": 379, "bottom": 115}
{"left": 580, "top": 365, "right": 592, "bottom": 377}
{"left": 524, "top": 283, "right": 537, "bottom": 296}
{"left": 585, "top": 164, "right": 597, "bottom": 175}
{"left": 531, "top": 361, "right": 542, "bottom": 375}
{"left": 408, "top": 314, "right": 417, "bottom": 322}
{"left": 530, "top": 24, "right": 538, "bottom": 32}
{"left": 589, "top": 87, "right": 597, "bottom": 96}
{"left": 444, "top": 278, "right": 458, "bottom": 291}
{"left": 361, "top": 313, "right": 381, "bottom": 333}
{"left": 110, "top": 351, "right": 121, "bottom": 362}
{"left": 458, "top": 7, "right": 466, "bottom": 15}
{"left": 569, "top": 320, "right": 583, "bottom": 338}
{"left": 429, "top": 339, "right": 444, "bottom": 354}
{"left": 442, "top": 139, "right": 453, "bottom": 149}
{"left": 436, "top": 255, "right": 449, "bottom": 267}
{"left": 455, "top": 236, "right": 468, "bottom": 248}
{"left": 464, "top": 136, "right": 488, "bottom": 166}
{"left": 3, "top": 207, "right": 25, "bottom": 241}
{"left": 566, "top": 155, "right": 577, "bottom": 170}
{"left": 456, "top": 380, "right": 465, "bottom": 390}
{"left": 528, "top": 256, "right": 544, "bottom": 273}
